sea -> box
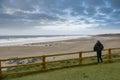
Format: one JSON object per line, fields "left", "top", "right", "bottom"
{"left": 0, "top": 35, "right": 89, "bottom": 46}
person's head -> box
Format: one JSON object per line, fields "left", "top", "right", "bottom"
{"left": 97, "top": 40, "right": 101, "bottom": 44}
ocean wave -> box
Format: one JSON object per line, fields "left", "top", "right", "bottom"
{"left": 0, "top": 36, "right": 88, "bottom": 46}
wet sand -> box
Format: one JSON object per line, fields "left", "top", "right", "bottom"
{"left": 0, "top": 35, "right": 120, "bottom": 59}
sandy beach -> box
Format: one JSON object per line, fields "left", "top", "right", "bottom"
{"left": 0, "top": 35, "right": 120, "bottom": 59}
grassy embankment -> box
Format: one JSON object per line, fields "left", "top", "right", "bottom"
{"left": 2, "top": 54, "right": 120, "bottom": 80}
{"left": 3, "top": 61, "right": 120, "bottom": 80}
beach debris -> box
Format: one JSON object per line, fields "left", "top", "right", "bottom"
{"left": 2, "top": 57, "right": 43, "bottom": 72}
{"left": 7, "top": 67, "right": 16, "bottom": 71}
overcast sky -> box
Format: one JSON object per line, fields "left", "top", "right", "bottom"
{"left": 0, "top": 0, "right": 120, "bottom": 35}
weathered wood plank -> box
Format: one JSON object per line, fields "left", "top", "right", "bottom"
{"left": 1, "top": 56, "right": 43, "bottom": 62}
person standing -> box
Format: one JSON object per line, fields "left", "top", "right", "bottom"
{"left": 94, "top": 40, "right": 104, "bottom": 63}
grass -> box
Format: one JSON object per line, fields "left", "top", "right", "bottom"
{"left": 2, "top": 61, "right": 120, "bottom": 80}
{"left": 2, "top": 54, "right": 120, "bottom": 80}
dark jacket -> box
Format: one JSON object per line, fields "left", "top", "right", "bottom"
{"left": 94, "top": 41, "right": 104, "bottom": 51}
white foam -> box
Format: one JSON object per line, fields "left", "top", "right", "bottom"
{"left": 0, "top": 36, "right": 89, "bottom": 46}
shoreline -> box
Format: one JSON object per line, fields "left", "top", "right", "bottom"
{"left": 0, "top": 35, "right": 120, "bottom": 59}
{"left": 0, "top": 35, "right": 88, "bottom": 47}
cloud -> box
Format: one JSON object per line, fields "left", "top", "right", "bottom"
{"left": 84, "top": 0, "right": 105, "bottom": 7}
{"left": 98, "top": 7, "right": 113, "bottom": 14}
{"left": 108, "top": 0, "right": 120, "bottom": 8}
{"left": 84, "top": 7, "right": 96, "bottom": 16}
{"left": 0, "top": 0, "right": 120, "bottom": 35}
{"left": 35, "top": 20, "right": 99, "bottom": 32}
{"left": 111, "top": 10, "right": 120, "bottom": 19}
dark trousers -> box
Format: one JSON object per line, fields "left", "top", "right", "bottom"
{"left": 97, "top": 50, "right": 103, "bottom": 63}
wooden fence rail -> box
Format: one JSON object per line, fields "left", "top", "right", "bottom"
{"left": 0, "top": 48, "right": 120, "bottom": 78}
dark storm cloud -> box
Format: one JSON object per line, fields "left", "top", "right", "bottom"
{"left": 0, "top": 0, "right": 38, "bottom": 11}
{"left": 0, "top": 18, "right": 38, "bottom": 29}
{"left": 84, "top": 0, "right": 105, "bottom": 7}
{"left": 0, "top": 13, "right": 25, "bottom": 19}
{"left": 16, "top": 13, "right": 59, "bottom": 21}
{"left": 43, "top": 0, "right": 83, "bottom": 10}
{"left": 111, "top": 10, "right": 120, "bottom": 19}
{"left": 85, "top": 7, "right": 96, "bottom": 16}
{"left": 108, "top": 0, "right": 120, "bottom": 8}
{"left": 98, "top": 7, "right": 113, "bottom": 14}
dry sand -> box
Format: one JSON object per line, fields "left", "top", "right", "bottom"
{"left": 0, "top": 35, "right": 120, "bottom": 59}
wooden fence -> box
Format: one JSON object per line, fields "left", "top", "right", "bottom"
{"left": 0, "top": 48, "right": 120, "bottom": 78}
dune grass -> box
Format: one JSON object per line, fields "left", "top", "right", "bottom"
{"left": 2, "top": 61, "right": 120, "bottom": 80}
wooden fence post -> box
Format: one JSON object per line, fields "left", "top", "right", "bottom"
{"left": 0, "top": 59, "right": 2, "bottom": 79}
{"left": 79, "top": 52, "right": 82, "bottom": 64}
{"left": 42, "top": 56, "right": 46, "bottom": 70}
{"left": 108, "top": 49, "right": 112, "bottom": 62}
